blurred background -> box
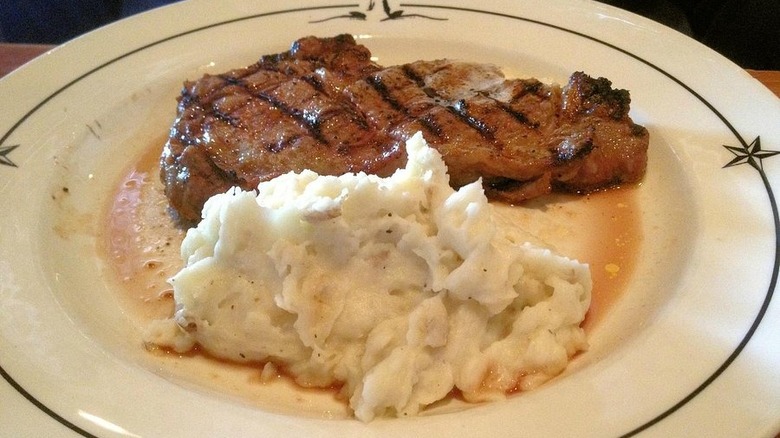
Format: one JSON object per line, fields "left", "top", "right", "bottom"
{"left": 0, "top": 0, "right": 777, "bottom": 70}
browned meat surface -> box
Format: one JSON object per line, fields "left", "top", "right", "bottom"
{"left": 161, "top": 34, "right": 648, "bottom": 222}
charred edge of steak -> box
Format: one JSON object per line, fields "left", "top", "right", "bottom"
{"left": 160, "top": 141, "right": 239, "bottom": 226}
{"left": 485, "top": 173, "right": 553, "bottom": 203}
{"left": 565, "top": 71, "right": 632, "bottom": 120}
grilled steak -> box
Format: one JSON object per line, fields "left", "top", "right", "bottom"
{"left": 161, "top": 34, "right": 648, "bottom": 222}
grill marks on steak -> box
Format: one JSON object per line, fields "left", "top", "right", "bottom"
{"left": 161, "top": 34, "right": 648, "bottom": 222}
{"left": 161, "top": 35, "right": 392, "bottom": 220}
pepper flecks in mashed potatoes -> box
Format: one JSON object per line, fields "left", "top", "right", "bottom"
{"left": 145, "top": 132, "right": 591, "bottom": 422}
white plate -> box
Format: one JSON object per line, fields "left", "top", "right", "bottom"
{"left": 1, "top": 0, "right": 779, "bottom": 436}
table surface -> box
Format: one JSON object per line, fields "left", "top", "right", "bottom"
{"left": 1, "top": 42, "right": 779, "bottom": 98}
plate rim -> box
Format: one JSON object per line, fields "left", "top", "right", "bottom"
{"left": 0, "top": 1, "right": 777, "bottom": 437}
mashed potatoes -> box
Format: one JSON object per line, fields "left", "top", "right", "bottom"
{"left": 146, "top": 132, "right": 591, "bottom": 421}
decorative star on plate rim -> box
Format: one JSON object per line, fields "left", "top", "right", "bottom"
{"left": 0, "top": 144, "right": 19, "bottom": 168}
{"left": 723, "top": 136, "right": 779, "bottom": 171}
